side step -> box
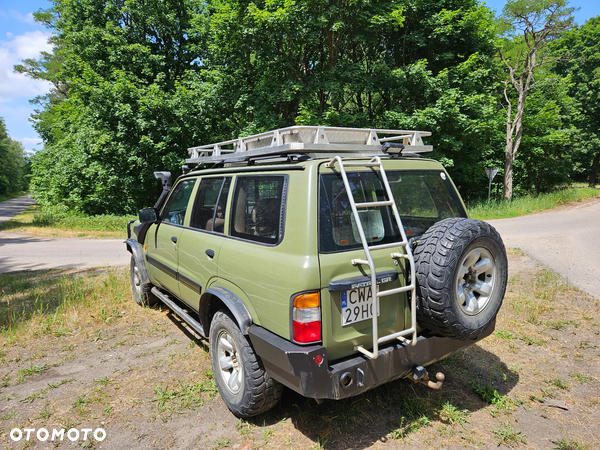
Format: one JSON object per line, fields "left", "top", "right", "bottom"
{"left": 151, "top": 287, "right": 205, "bottom": 337}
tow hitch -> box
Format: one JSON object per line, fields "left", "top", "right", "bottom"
{"left": 407, "top": 366, "right": 445, "bottom": 390}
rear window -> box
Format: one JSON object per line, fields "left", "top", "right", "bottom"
{"left": 231, "top": 175, "right": 286, "bottom": 244}
{"left": 319, "top": 170, "right": 467, "bottom": 253}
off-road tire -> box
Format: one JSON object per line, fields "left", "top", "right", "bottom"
{"left": 209, "top": 310, "right": 282, "bottom": 418}
{"left": 413, "top": 218, "right": 507, "bottom": 340}
{"left": 129, "top": 256, "right": 159, "bottom": 307}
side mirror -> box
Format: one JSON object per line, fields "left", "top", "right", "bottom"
{"left": 139, "top": 207, "right": 160, "bottom": 224}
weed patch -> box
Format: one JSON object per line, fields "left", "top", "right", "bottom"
{"left": 154, "top": 376, "right": 218, "bottom": 419}
{"left": 493, "top": 423, "right": 527, "bottom": 446}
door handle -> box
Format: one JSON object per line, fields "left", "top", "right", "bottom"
{"left": 171, "top": 236, "right": 178, "bottom": 244}
{"left": 205, "top": 249, "right": 215, "bottom": 258}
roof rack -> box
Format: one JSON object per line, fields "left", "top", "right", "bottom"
{"left": 186, "top": 126, "right": 432, "bottom": 164}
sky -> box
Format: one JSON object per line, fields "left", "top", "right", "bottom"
{"left": 0, "top": 0, "right": 599, "bottom": 153}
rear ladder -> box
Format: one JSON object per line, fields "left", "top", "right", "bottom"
{"left": 325, "top": 156, "right": 417, "bottom": 359}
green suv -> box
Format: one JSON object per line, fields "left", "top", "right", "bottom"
{"left": 126, "top": 126, "right": 507, "bottom": 418}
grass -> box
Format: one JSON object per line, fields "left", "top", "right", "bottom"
{"left": 0, "top": 204, "right": 135, "bottom": 239}
{"left": 0, "top": 268, "right": 131, "bottom": 339}
{"left": 468, "top": 186, "right": 599, "bottom": 220}
{"left": 17, "top": 364, "right": 48, "bottom": 383}
{"left": 553, "top": 438, "right": 591, "bottom": 450}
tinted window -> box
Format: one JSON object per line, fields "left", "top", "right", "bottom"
{"left": 162, "top": 179, "right": 196, "bottom": 225}
{"left": 319, "top": 170, "right": 466, "bottom": 253}
{"left": 231, "top": 176, "right": 285, "bottom": 244}
{"left": 190, "top": 177, "right": 231, "bottom": 233}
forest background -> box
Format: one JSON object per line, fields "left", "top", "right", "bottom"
{"left": 3, "top": 0, "right": 600, "bottom": 215}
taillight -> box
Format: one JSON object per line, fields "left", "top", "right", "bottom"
{"left": 292, "top": 292, "right": 321, "bottom": 344}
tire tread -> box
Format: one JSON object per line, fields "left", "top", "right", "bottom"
{"left": 413, "top": 218, "right": 507, "bottom": 340}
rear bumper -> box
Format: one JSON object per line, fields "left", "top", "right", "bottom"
{"left": 249, "top": 321, "right": 495, "bottom": 400}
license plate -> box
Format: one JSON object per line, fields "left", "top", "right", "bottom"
{"left": 341, "top": 286, "right": 380, "bottom": 326}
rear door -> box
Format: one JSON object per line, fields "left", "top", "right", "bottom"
{"left": 317, "top": 166, "right": 408, "bottom": 361}
{"left": 318, "top": 162, "right": 469, "bottom": 361}
{"left": 177, "top": 176, "right": 232, "bottom": 310}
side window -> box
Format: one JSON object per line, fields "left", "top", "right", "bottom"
{"left": 162, "top": 179, "right": 196, "bottom": 225}
{"left": 231, "top": 176, "right": 285, "bottom": 244}
{"left": 190, "top": 177, "right": 231, "bottom": 233}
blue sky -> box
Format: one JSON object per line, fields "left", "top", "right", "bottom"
{"left": 0, "top": 0, "right": 599, "bottom": 152}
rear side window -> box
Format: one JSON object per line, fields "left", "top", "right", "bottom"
{"left": 190, "top": 177, "right": 231, "bottom": 233}
{"left": 231, "top": 176, "right": 286, "bottom": 244}
{"left": 161, "top": 179, "right": 196, "bottom": 225}
{"left": 319, "top": 170, "right": 466, "bottom": 253}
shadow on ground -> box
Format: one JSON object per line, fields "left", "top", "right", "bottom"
{"left": 237, "top": 344, "right": 517, "bottom": 450}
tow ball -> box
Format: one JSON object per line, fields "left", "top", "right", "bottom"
{"left": 407, "top": 366, "right": 445, "bottom": 390}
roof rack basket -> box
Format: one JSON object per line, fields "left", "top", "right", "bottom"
{"left": 186, "top": 126, "right": 432, "bottom": 164}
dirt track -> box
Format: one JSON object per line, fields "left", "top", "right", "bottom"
{"left": 1, "top": 250, "right": 598, "bottom": 449}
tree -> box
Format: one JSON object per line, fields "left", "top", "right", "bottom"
{"left": 22, "top": 0, "right": 503, "bottom": 212}
{"left": 551, "top": 17, "right": 600, "bottom": 186}
{"left": 14, "top": 9, "right": 70, "bottom": 146}
{"left": 25, "top": 0, "right": 217, "bottom": 214}
{"left": 0, "top": 118, "right": 28, "bottom": 195}
{"left": 210, "top": 0, "right": 501, "bottom": 199}
{"left": 497, "top": 0, "right": 575, "bottom": 200}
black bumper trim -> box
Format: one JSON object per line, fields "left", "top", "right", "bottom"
{"left": 249, "top": 321, "right": 495, "bottom": 400}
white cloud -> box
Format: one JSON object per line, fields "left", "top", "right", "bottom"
{"left": 0, "top": 30, "right": 52, "bottom": 104}
{"left": 10, "top": 11, "right": 36, "bottom": 25}
{"left": 17, "top": 137, "right": 43, "bottom": 152}
{"left": 6, "top": 29, "right": 52, "bottom": 60}
{"left": 18, "top": 137, "right": 43, "bottom": 147}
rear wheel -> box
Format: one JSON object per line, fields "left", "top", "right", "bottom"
{"left": 413, "top": 218, "right": 507, "bottom": 340}
{"left": 209, "top": 310, "right": 282, "bottom": 418}
{"left": 129, "top": 256, "right": 158, "bottom": 307}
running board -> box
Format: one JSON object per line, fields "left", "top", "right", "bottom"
{"left": 151, "top": 287, "right": 205, "bottom": 337}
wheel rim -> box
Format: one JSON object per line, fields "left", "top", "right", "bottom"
{"left": 216, "top": 330, "right": 243, "bottom": 394}
{"left": 132, "top": 264, "right": 142, "bottom": 297}
{"left": 455, "top": 247, "right": 496, "bottom": 316}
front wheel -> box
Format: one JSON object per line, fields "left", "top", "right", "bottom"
{"left": 209, "top": 311, "right": 282, "bottom": 418}
{"left": 129, "top": 256, "right": 158, "bottom": 307}
{"left": 413, "top": 218, "right": 508, "bottom": 340}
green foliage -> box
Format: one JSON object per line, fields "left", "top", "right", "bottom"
{"left": 210, "top": 0, "right": 502, "bottom": 200}
{"left": 20, "top": 0, "right": 594, "bottom": 212}
{"left": 26, "top": 0, "right": 505, "bottom": 212}
{"left": 0, "top": 118, "right": 29, "bottom": 195}
{"left": 551, "top": 17, "right": 600, "bottom": 186}
{"left": 28, "top": 0, "right": 217, "bottom": 214}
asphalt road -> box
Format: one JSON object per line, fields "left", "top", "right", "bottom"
{"left": 0, "top": 233, "right": 129, "bottom": 273}
{"left": 0, "top": 195, "right": 129, "bottom": 273}
{"left": 1, "top": 196, "right": 599, "bottom": 301}
{"left": 487, "top": 198, "right": 600, "bottom": 300}
{"left": 0, "top": 195, "right": 35, "bottom": 224}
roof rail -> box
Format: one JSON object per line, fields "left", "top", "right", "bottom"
{"left": 186, "top": 126, "right": 432, "bottom": 164}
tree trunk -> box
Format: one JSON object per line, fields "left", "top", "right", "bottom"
{"left": 503, "top": 137, "right": 514, "bottom": 201}
{"left": 503, "top": 85, "right": 526, "bottom": 201}
{"left": 590, "top": 151, "right": 600, "bottom": 187}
